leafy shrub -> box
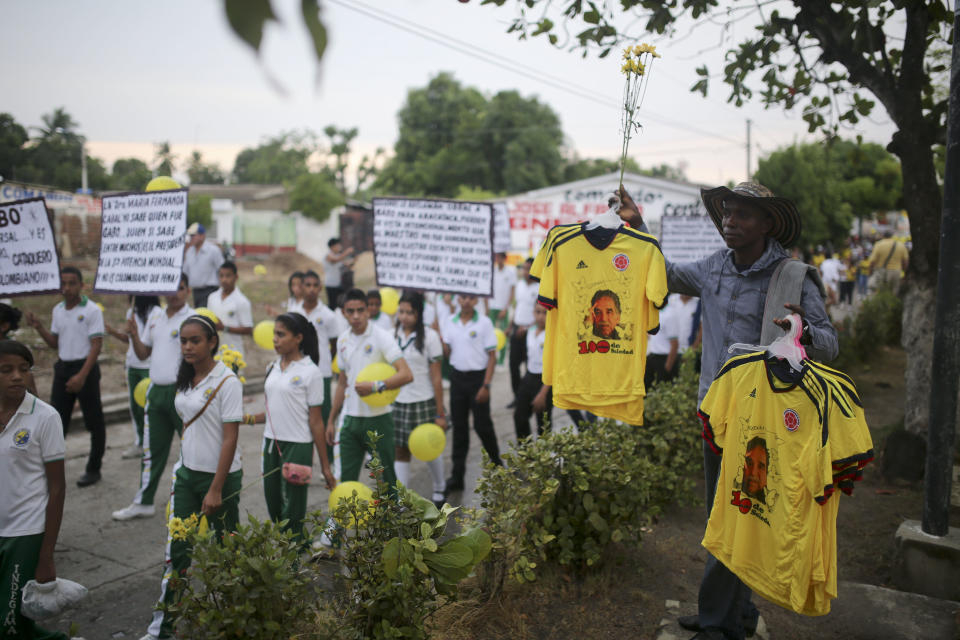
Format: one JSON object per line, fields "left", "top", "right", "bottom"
{"left": 469, "top": 357, "right": 702, "bottom": 595}
{"left": 316, "top": 432, "right": 490, "bottom": 640}
{"left": 833, "top": 286, "right": 903, "bottom": 369}
{"left": 169, "top": 515, "right": 318, "bottom": 639}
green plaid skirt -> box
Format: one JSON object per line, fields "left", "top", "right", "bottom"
{"left": 393, "top": 398, "right": 437, "bottom": 447}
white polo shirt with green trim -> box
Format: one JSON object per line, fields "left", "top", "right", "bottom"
{"left": 175, "top": 361, "right": 243, "bottom": 473}
{"left": 142, "top": 304, "right": 193, "bottom": 385}
{"left": 441, "top": 311, "right": 497, "bottom": 372}
{"left": 336, "top": 323, "right": 403, "bottom": 419}
{"left": 0, "top": 393, "right": 65, "bottom": 537}
{"left": 263, "top": 356, "right": 325, "bottom": 443}
{"left": 50, "top": 295, "right": 104, "bottom": 361}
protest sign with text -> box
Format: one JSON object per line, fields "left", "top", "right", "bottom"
{"left": 492, "top": 202, "right": 511, "bottom": 254}
{"left": 660, "top": 213, "right": 727, "bottom": 263}
{"left": 0, "top": 197, "right": 61, "bottom": 296}
{"left": 372, "top": 198, "right": 494, "bottom": 297}
{"left": 94, "top": 189, "right": 188, "bottom": 295}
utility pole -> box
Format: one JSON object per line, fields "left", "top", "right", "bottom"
{"left": 922, "top": 0, "right": 960, "bottom": 537}
{"left": 745, "top": 119, "right": 753, "bottom": 181}
{"left": 80, "top": 141, "right": 88, "bottom": 193}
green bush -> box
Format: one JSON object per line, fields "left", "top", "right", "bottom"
{"left": 316, "top": 432, "right": 490, "bottom": 640}
{"left": 469, "top": 356, "right": 702, "bottom": 595}
{"left": 833, "top": 286, "right": 903, "bottom": 369}
{"left": 169, "top": 515, "right": 318, "bottom": 639}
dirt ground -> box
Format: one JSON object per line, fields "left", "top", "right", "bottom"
{"left": 433, "top": 346, "right": 960, "bottom": 640}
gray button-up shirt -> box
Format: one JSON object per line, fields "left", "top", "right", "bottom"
{"left": 659, "top": 238, "right": 838, "bottom": 402}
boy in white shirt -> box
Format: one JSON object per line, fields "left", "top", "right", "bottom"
{"left": 366, "top": 289, "right": 395, "bottom": 332}
{"left": 326, "top": 289, "right": 413, "bottom": 488}
{"left": 26, "top": 266, "right": 106, "bottom": 488}
{"left": 513, "top": 302, "right": 551, "bottom": 440}
{"left": 206, "top": 261, "right": 253, "bottom": 357}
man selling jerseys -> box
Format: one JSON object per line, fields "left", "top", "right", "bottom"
{"left": 617, "top": 182, "right": 837, "bottom": 640}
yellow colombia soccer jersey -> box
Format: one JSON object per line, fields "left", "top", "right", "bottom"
{"left": 534, "top": 223, "right": 668, "bottom": 424}
{"left": 698, "top": 353, "right": 873, "bottom": 616}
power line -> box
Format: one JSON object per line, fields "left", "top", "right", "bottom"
{"left": 328, "top": 0, "right": 743, "bottom": 146}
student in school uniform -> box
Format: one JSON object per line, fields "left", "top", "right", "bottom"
{"left": 105, "top": 296, "right": 160, "bottom": 459}
{"left": 440, "top": 294, "right": 502, "bottom": 498}
{"left": 325, "top": 289, "right": 412, "bottom": 488}
{"left": 112, "top": 276, "right": 193, "bottom": 521}
{"left": 0, "top": 340, "right": 70, "bottom": 640}
{"left": 243, "top": 313, "right": 335, "bottom": 541}
{"left": 25, "top": 266, "right": 106, "bottom": 488}
{"left": 1, "top": 303, "right": 38, "bottom": 396}
{"left": 366, "top": 289, "right": 395, "bottom": 332}
{"left": 508, "top": 258, "right": 539, "bottom": 406}
{"left": 143, "top": 315, "right": 243, "bottom": 640}
{"left": 513, "top": 301, "right": 551, "bottom": 440}
{"left": 392, "top": 291, "right": 447, "bottom": 507}
{"left": 205, "top": 261, "right": 254, "bottom": 358}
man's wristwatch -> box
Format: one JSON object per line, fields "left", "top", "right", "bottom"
{"left": 482, "top": 383, "right": 490, "bottom": 390}
{"left": 375, "top": 380, "right": 387, "bottom": 393}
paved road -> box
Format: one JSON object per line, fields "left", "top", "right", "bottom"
{"left": 40, "top": 367, "right": 568, "bottom": 639}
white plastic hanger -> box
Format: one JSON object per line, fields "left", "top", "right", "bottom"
{"left": 585, "top": 195, "right": 624, "bottom": 230}
{"left": 728, "top": 313, "right": 807, "bottom": 371}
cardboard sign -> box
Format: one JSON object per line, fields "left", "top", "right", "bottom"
{"left": 659, "top": 214, "right": 727, "bottom": 263}
{"left": 0, "top": 197, "right": 61, "bottom": 296}
{"left": 372, "top": 198, "right": 494, "bottom": 296}
{"left": 94, "top": 189, "right": 188, "bottom": 294}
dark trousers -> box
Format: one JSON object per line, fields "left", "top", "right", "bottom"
{"left": 448, "top": 369, "right": 502, "bottom": 487}
{"left": 326, "top": 286, "right": 344, "bottom": 310}
{"left": 566, "top": 409, "right": 598, "bottom": 429}
{"left": 698, "top": 439, "right": 759, "bottom": 639}
{"left": 51, "top": 359, "right": 105, "bottom": 474}
{"left": 192, "top": 285, "right": 218, "bottom": 308}
{"left": 508, "top": 328, "right": 527, "bottom": 396}
{"left": 839, "top": 281, "right": 855, "bottom": 304}
{"left": 644, "top": 353, "right": 678, "bottom": 389}
{"left": 513, "top": 372, "right": 552, "bottom": 440}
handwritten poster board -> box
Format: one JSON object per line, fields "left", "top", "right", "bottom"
{"left": 372, "top": 198, "right": 494, "bottom": 296}
{"left": 492, "top": 202, "right": 511, "bottom": 254}
{"left": 0, "top": 197, "right": 61, "bottom": 296}
{"left": 659, "top": 214, "right": 727, "bottom": 263}
{"left": 94, "top": 189, "right": 188, "bottom": 294}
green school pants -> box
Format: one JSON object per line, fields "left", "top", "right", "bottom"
{"left": 262, "top": 439, "right": 314, "bottom": 542}
{"left": 127, "top": 366, "right": 149, "bottom": 446}
{"left": 137, "top": 383, "right": 182, "bottom": 506}
{"left": 339, "top": 413, "right": 397, "bottom": 488}
{"left": 0, "top": 534, "right": 69, "bottom": 639}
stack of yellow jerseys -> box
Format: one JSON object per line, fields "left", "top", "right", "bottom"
{"left": 530, "top": 222, "right": 668, "bottom": 424}
{"left": 698, "top": 353, "right": 874, "bottom": 616}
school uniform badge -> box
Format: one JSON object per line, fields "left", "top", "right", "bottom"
{"left": 363, "top": 344, "right": 373, "bottom": 354}
{"left": 13, "top": 428, "right": 30, "bottom": 446}
{"left": 291, "top": 376, "right": 302, "bottom": 386}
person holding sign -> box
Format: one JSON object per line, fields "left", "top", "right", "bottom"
{"left": 104, "top": 296, "right": 160, "bottom": 459}
{"left": 440, "top": 294, "right": 502, "bottom": 500}
{"left": 325, "top": 289, "right": 412, "bottom": 489}
{"left": 206, "top": 261, "right": 253, "bottom": 358}
{"left": 182, "top": 224, "right": 222, "bottom": 307}
{"left": 25, "top": 266, "right": 106, "bottom": 488}
{"left": 112, "top": 276, "right": 193, "bottom": 521}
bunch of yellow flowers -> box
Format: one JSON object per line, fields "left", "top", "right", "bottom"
{"left": 167, "top": 512, "right": 210, "bottom": 541}
{"left": 215, "top": 344, "right": 247, "bottom": 383}
{"left": 616, "top": 42, "right": 662, "bottom": 185}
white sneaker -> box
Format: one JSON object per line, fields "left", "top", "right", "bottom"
{"left": 121, "top": 444, "right": 143, "bottom": 459}
{"left": 139, "top": 635, "right": 159, "bottom": 640}
{"left": 112, "top": 503, "right": 156, "bottom": 521}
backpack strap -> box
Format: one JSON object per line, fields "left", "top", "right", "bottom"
{"left": 761, "top": 258, "right": 825, "bottom": 347}
{"left": 881, "top": 241, "right": 899, "bottom": 269}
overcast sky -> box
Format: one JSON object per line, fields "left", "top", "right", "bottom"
{"left": 5, "top": 0, "right": 897, "bottom": 188}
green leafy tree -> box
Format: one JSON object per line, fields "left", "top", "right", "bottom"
{"left": 0, "top": 113, "right": 28, "bottom": 182}
{"left": 232, "top": 131, "right": 314, "bottom": 184}
{"left": 287, "top": 172, "right": 343, "bottom": 222}
{"left": 154, "top": 141, "right": 176, "bottom": 177}
{"left": 186, "top": 150, "right": 226, "bottom": 185}
{"left": 14, "top": 107, "right": 87, "bottom": 189}
{"left": 111, "top": 157, "right": 153, "bottom": 191}
{"left": 85, "top": 155, "right": 112, "bottom": 191}
{"left": 483, "top": 0, "right": 951, "bottom": 449}
{"left": 188, "top": 195, "right": 214, "bottom": 228}
{"left": 322, "top": 125, "right": 358, "bottom": 195}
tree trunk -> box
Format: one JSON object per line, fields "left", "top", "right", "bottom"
{"left": 902, "top": 281, "right": 936, "bottom": 436}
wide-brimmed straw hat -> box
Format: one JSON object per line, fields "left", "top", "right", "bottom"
{"left": 700, "top": 182, "right": 801, "bottom": 248}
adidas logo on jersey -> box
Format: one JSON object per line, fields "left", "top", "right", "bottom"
{"left": 747, "top": 388, "right": 757, "bottom": 399}
{"left": 576, "top": 260, "right": 588, "bottom": 269}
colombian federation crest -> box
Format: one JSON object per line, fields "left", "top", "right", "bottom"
{"left": 783, "top": 408, "right": 800, "bottom": 432}
{"left": 612, "top": 253, "right": 630, "bottom": 271}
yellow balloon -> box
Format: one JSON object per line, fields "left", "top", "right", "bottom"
{"left": 95, "top": 301, "right": 105, "bottom": 312}
{"left": 356, "top": 362, "right": 400, "bottom": 407}
{"left": 145, "top": 176, "right": 181, "bottom": 192}
{"left": 380, "top": 287, "right": 400, "bottom": 315}
{"left": 328, "top": 481, "right": 374, "bottom": 527}
{"left": 254, "top": 264, "right": 267, "bottom": 275}
{"left": 331, "top": 355, "right": 340, "bottom": 374}
{"left": 134, "top": 377, "right": 151, "bottom": 408}
{"left": 253, "top": 320, "right": 275, "bottom": 350}
{"left": 495, "top": 328, "right": 507, "bottom": 351}
{"left": 408, "top": 423, "right": 446, "bottom": 462}
{"left": 193, "top": 307, "right": 219, "bottom": 324}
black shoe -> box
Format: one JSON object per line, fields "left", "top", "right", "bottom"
{"left": 76, "top": 472, "right": 101, "bottom": 487}
{"left": 689, "top": 632, "right": 725, "bottom": 640}
{"left": 443, "top": 480, "right": 464, "bottom": 500}
{"left": 678, "top": 614, "right": 757, "bottom": 638}
{"left": 506, "top": 400, "right": 516, "bottom": 409}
